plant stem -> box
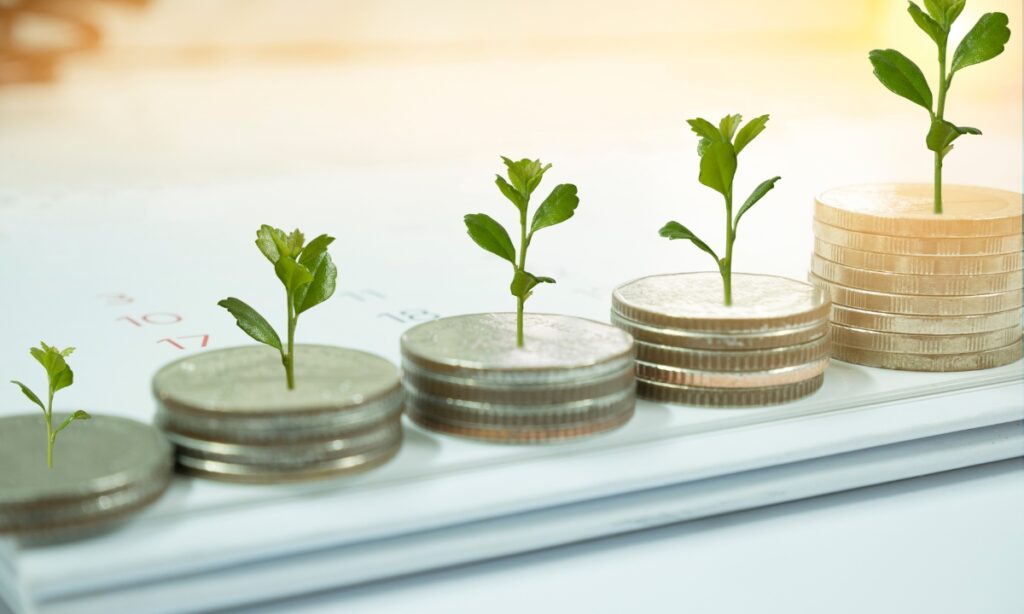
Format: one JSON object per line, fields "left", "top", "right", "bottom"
{"left": 516, "top": 206, "right": 529, "bottom": 348}
{"left": 722, "top": 194, "right": 735, "bottom": 307}
{"left": 285, "top": 291, "right": 296, "bottom": 390}
{"left": 934, "top": 40, "right": 949, "bottom": 215}
{"left": 45, "top": 391, "right": 54, "bottom": 468}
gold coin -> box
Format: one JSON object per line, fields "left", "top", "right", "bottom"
{"left": 634, "top": 334, "right": 831, "bottom": 372}
{"left": 637, "top": 375, "right": 824, "bottom": 407}
{"left": 816, "top": 184, "right": 1022, "bottom": 238}
{"left": 830, "top": 322, "right": 1021, "bottom": 355}
{"left": 611, "top": 311, "right": 829, "bottom": 351}
{"left": 813, "top": 220, "right": 1021, "bottom": 256}
{"left": 636, "top": 358, "right": 829, "bottom": 388}
{"left": 810, "top": 274, "right": 1023, "bottom": 316}
{"left": 831, "top": 305, "right": 1022, "bottom": 335}
{"left": 613, "top": 273, "right": 830, "bottom": 333}
{"left": 811, "top": 254, "right": 1023, "bottom": 296}
{"left": 832, "top": 342, "right": 1022, "bottom": 372}
{"left": 815, "top": 239, "right": 1022, "bottom": 275}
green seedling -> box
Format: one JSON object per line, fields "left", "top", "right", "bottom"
{"left": 465, "top": 157, "right": 580, "bottom": 347}
{"left": 660, "top": 114, "right": 781, "bottom": 307}
{"left": 11, "top": 343, "right": 91, "bottom": 469}
{"left": 869, "top": 1, "right": 1010, "bottom": 214}
{"left": 218, "top": 225, "right": 338, "bottom": 390}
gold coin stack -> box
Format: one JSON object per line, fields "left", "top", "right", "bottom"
{"left": 612, "top": 273, "right": 832, "bottom": 407}
{"left": 811, "top": 184, "right": 1023, "bottom": 371}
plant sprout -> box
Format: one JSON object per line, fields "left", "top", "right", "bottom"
{"left": 465, "top": 157, "right": 580, "bottom": 347}
{"left": 659, "top": 114, "right": 781, "bottom": 307}
{"left": 11, "top": 343, "right": 91, "bottom": 469}
{"left": 869, "top": 1, "right": 1010, "bottom": 214}
{"left": 219, "top": 225, "right": 338, "bottom": 389}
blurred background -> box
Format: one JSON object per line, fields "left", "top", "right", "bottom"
{"left": 0, "top": 0, "right": 1019, "bottom": 288}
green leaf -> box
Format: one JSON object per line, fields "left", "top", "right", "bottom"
{"left": 687, "top": 118, "right": 721, "bottom": 142}
{"left": 530, "top": 184, "right": 580, "bottom": 234}
{"left": 218, "top": 297, "right": 283, "bottom": 350}
{"left": 285, "top": 229, "right": 305, "bottom": 255}
{"left": 733, "top": 115, "right": 770, "bottom": 154}
{"left": 951, "top": 13, "right": 1011, "bottom": 74}
{"left": 869, "top": 49, "right": 933, "bottom": 111}
{"left": 295, "top": 251, "right": 337, "bottom": 314}
{"left": 908, "top": 2, "right": 944, "bottom": 44}
{"left": 735, "top": 177, "right": 781, "bottom": 229}
{"left": 298, "top": 234, "right": 334, "bottom": 266}
{"left": 11, "top": 380, "right": 45, "bottom": 413}
{"left": 255, "top": 225, "right": 286, "bottom": 264}
{"left": 510, "top": 269, "right": 555, "bottom": 299}
{"left": 944, "top": 0, "right": 965, "bottom": 27}
{"left": 718, "top": 114, "right": 743, "bottom": 142}
{"left": 698, "top": 140, "right": 737, "bottom": 199}
{"left": 501, "top": 157, "right": 551, "bottom": 197}
{"left": 55, "top": 410, "right": 91, "bottom": 435}
{"left": 31, "top": 343, "right": 73, "bottom": 394}
{"left": 926, "top": 119, "right": 982, "bottom": 157}
{"left": 274, "top": 256, "right": 314, "bottom": 294}
{"left": 659, "top": 221, "right": 720, "bottom": 263}
{"left": 464, "top": 213, "right": 516, "bottom": 264}
{"left": 495, "top": 175, "right": 527, "bottom": 212}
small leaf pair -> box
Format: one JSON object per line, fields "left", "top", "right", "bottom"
{"left": 869, "top": 1, "right": 1011, "bottom": 213}
{"left": 11, "top": 342, "right": 91, "bottom": 468}
{"left": 219, "top": 225, "right": 338, "bottom": 389}
{"left": 465, "top": 157, "right": 580, "bottom": 347}
{"left": 660, "top": 114, "right": 781, "bottom": 307}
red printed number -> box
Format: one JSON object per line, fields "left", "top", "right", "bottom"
{"left": 158, "top": 335, "right": 210, "bottom": 350}
{"left": 118, "top": 313, "right": 183, "bottom": 327}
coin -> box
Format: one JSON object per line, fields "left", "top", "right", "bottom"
{"left": 154, "top": 345, "right": 403, "bottom": 442}
{"left": 813, "top": 220, "right": 1022, "bottom": 256}
{"left": 0, "top": 415, "right": 173, "bottom": 535}
{"left": 611, "top": 311, "right": 830, "bottom": 351}
{"left": 816, "top": 184, "right": 1022, "bottom": 238}
{"left": 830, "top": 322, "right": 1021, "bottom": 355}
{"left": 635, "top": 358, "right": 829, "bottom": 388}
{"left": 634, "top": 333, "right": 831, "bottom": 372}
{"left": 811, "top": 254, "right": 1023, "bottom": 296}
{"left": 637, "top": 374, "right": 825, "bottom": 407}
{"left": 175, "top": 437, "right": 401, "bottom": 484}
{"left": 832, "top": 342, "right": 1022, "bottom": 372}
{"left": 814, "top": 239, "right": 1022, "bottom": 276}
{"left": 407, "top": 404, "right": 635, "bottom": 445}
{"left": 612, "top": 273, "right": 830, "bottom": 332}
{"left": 401, "top": 313, "right": 634, "bottom": 383}
{"left": 402, "top": 359, "right": 634, "bottom": 405}
{"left": 810, "top": 274, "right": 1023, "bottom": 316}
{"left": 831, "top": 304, "right": 1022, "bottom": 335}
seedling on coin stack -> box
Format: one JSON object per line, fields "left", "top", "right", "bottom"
{"left": 10, "top": 343, "right": 90, "bottom": 468}
{"left": 465, "top": 157, "right": 579, "bottom": 347}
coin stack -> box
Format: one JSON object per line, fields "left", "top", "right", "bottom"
{"left": 811, "top": 184, "right": 1023, "bottom": 371}
{"left": 401, "top": 313, "right": 636, "bottom": 443}
{"left": 0, "top": 415, "right": 173, "bottom": 541}
{"left": 154, "top": 345, "right": 404, "bottom": 483}
{"left": 612, "top": 273, "right": 832, "bottom": 407}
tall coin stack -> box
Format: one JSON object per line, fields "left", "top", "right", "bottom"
{"left": 402, "top": 313, "right": 636, "bottom": 443}
{"left": 811, "top": 184, "right": 1023, "bottom": 371}
{"left": 612, "top": 273, "right": 831, "bottom": 407}
{"left": 154, "top": 346, "right": 404, "bottom": 483}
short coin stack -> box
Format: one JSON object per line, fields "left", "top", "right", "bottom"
{"left": 401, "top": 313, "right": 636, "bottom": 443}
{"left": 154, "top": 345, "right": 403, "bottom": 483}
{"left": 0, "top": 415, "right": 173, "bottom": 541}
{"left": 811, "top": 184, "right": 1023, "bottom": 371}
{"left": 612, "top": 273, "right": 831, "bottom": 407}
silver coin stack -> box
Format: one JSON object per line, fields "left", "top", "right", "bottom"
{"left": 401, "top": 313, "right": 636, "bottom": 443}
{"left": 0, "top": 415, "right": 173, "bottom": 541}
{"left": 154, "top": 345, "right": 404, "bottom": 484}
{"left": 612, "top": 273, "right": 832, "bottom": 407}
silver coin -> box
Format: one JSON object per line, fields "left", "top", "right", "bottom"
{"left": 811, "top": 254, "right": 1023, "bottom": 296}
{"left": 0, "top": 415, "right": 172, "bottom": 534}
{"left": 401, "top": 313, "right": 635, "bottom": 384}
{"left": 634, "top": 333, "right": 831, "bottom": 372}
{"left": 635, "top": 358, "right": 830, "bottom": 389}
{"left": 165, "top": 419, "right": 402, "bottom": 466}
{"left": 154, "top": 345, "right": 403, "bottom": 441}
{"left": 611, "top": 311, "right": 830, "bottom": 351}
{"left": 814, "top": 238, "right": 1023, "bottom": 276}
{"left": 613, "top": 273, "right": 831, "bottom": 333}
{"left": 175, "top": 436, "right": 402, "bottom": 484}
{"left": 830, "top": 304, "right": 1022, "bottom": 335}
{"left": 830, "top": 322, "right": 1022, "bottom": 355}
{"left": 832, "top": 342, "right": 1023, "bottom": 372}
{"left": 637, "top": 374, "right": 825, "bottom": 407}
{"left": 812, "top": 220, "right": 1022, "bottom": 256}
{"left": 810, "top": 273, "right": 1024, "bottom": 316}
